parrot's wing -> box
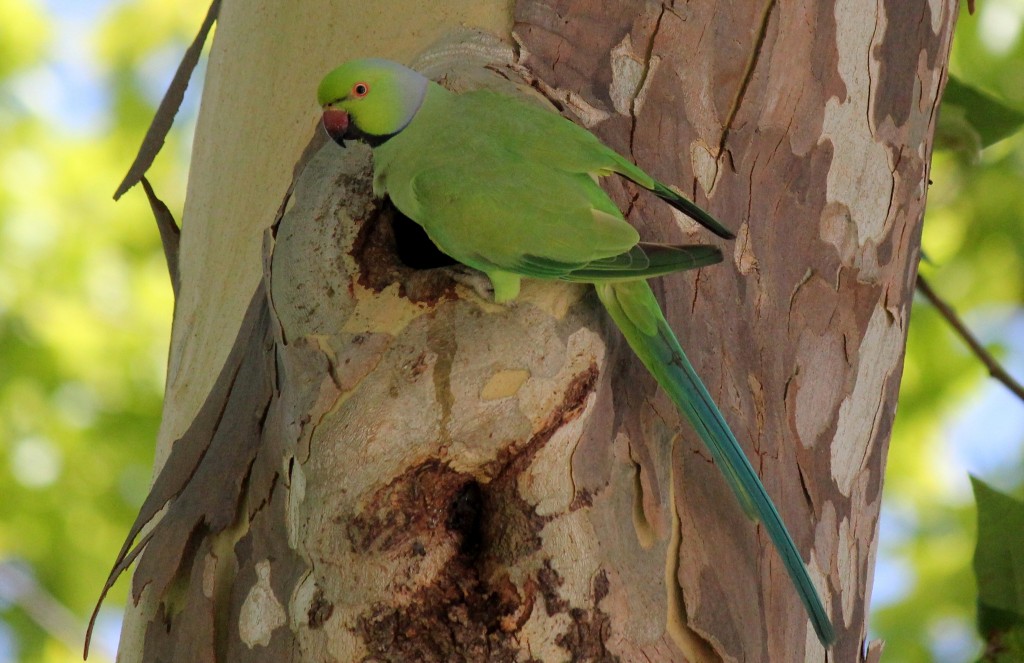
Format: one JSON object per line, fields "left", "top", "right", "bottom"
{"left": 399, "top": 158, "right": 640, "bottom": 276}
{"left": 459, "top": 90, "right": 734, "bottom": 239}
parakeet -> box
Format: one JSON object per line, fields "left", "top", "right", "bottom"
{"left": 317, "top": 58, "right": 835, "bottom": 646}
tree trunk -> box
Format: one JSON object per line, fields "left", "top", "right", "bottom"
{"left": 110, "top": 1, "right": 958, "bottom": 661}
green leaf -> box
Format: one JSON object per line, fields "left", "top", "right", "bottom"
{"left": 971, "top": 476, "right": 1024, "bottom": 638}
{"left": 938, "top": 75, "right": 1024, "bottom": 157}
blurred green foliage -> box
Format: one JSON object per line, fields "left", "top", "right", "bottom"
{"left": 874, "top": 1, "right": 1024, "bottom": 661}
{"left": 0, "top": 1, "right": 204, "bottom": 661}
{"left": 0, "top": 1, "right": 1021, "bottom": 662}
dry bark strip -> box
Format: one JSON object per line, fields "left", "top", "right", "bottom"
{"left": 140, "top": 176, "right": 182, "bottom": 298}
{"left": 86, "top": 284, "right": 274, "bottom": 657}
{"left": 112, "top": 0, "right": 221, "bottom": 201}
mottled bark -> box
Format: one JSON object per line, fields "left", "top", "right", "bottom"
{"left": 112, "top": 1, "right": 958, "bottom": 662}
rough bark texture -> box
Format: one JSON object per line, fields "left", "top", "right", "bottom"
{"left": 113, "top": 1, "right": 958, "bottom": 661}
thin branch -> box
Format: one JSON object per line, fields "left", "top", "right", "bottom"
{"left": 916, "top": 274, "right": 1024, "bottom": 402}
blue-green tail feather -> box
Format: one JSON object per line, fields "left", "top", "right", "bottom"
{"left": 595, "top": 280, "right": 835, "bottom": 646}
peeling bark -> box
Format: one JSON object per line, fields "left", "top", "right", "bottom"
{"left": 111, "top": 1, "right": 958, "bottom": 661}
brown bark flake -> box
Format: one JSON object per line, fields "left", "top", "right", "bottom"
{"left": 307, "top": 587, "right": 335, "bottom": 630}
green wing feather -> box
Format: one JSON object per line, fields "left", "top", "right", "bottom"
{"left": 522, "top": 243, "right": 723, "bottom": 282}
{"left": 648, "top": 182, "right": 736, "bottom": 240}
{"left": 596, "top": 280, "right": 835, "bottom": 646}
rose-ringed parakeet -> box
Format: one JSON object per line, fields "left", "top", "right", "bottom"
{"left": 317, "top": 58, "right": 835, "bottom": 646}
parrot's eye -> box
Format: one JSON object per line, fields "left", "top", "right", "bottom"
{"left": 352, "top": 82, "right": 369, "bottom": 98}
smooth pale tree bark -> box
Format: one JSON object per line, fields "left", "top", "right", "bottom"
{"left": 108, "top": 1, "right": 958, "bottom": 661}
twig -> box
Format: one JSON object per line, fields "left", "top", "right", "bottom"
{"left": 916, "top": 274, "right": 1024, "bottom": 402}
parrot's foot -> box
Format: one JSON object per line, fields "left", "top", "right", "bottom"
{"left": 448, "top": 266, "right": 498, "bottom": 303}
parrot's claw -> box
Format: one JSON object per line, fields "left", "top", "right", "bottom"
{"left": 448, "top": 266, "right": 498, "bottom": 303}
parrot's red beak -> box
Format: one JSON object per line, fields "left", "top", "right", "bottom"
{"left": 322, "top": 108, "right": 350, "bottom": 147}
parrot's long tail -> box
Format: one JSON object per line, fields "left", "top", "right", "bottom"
{"left": 595, "top": 280, "right": 836, "bottom": 647}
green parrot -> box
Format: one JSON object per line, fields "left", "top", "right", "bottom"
{"left": 317, "top": 58, "right": 835, "bottom": 646}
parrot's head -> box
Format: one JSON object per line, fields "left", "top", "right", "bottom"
{"left": 318, "top": 59, "right": 429, "bottom": 147}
